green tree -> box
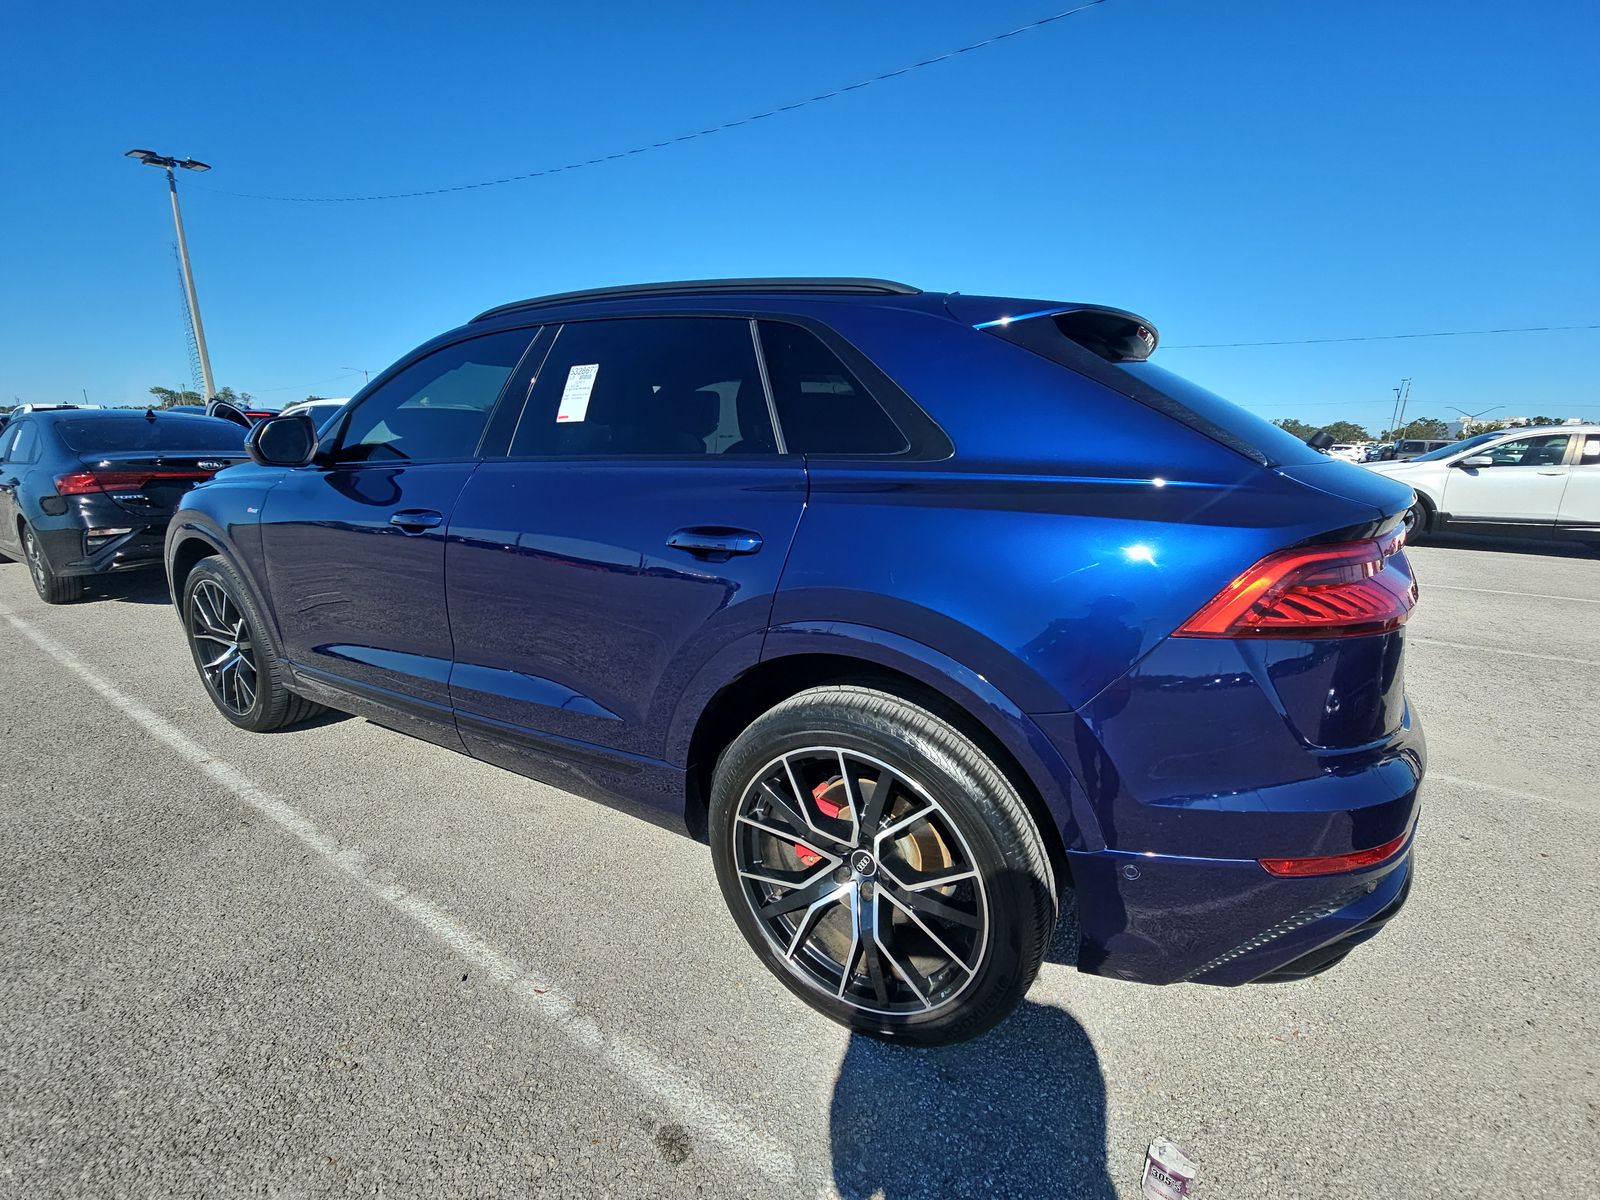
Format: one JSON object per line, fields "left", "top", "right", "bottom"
{"left": 147, "top": 385, "right": 255, "bottom": 409}
{"left": 1381, "top": 417, "right": 1450, "bottom": 441}
{"left": 1522, "top": 415, "right": 1565, "bottom": 426}
{"left": 1320, "top": 420, "right": 1372, "bottom": 443}
{"left": 148, "top": 385, "right": 203, "bottom": 408}
{"left": 1271, "top": 417, "right": 1319, "bottom": 439}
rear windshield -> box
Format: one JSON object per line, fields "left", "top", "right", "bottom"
{"left": 55, "top": 415, "right": 247, "bottom": 454}
{"left": 982, "top": 314, "right": 1324, "bottom": 467}
{"left": 1113, "top": 362, "right": 1326, "bottom": 467}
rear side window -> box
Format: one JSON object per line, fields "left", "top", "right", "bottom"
{"left": 5, "top": 422, "right": 41, "bottom": 464}
{"left": 758, "top": 322, "right": 908, "bottom": 455}
{"left": 511, "top": 317, "right": 774, "bottom": 458}
{"left": 55, "top": 417, "right": 246, "bottom": 454}
{"left": 337, "top": 330, "right": 532, "bottom": 463}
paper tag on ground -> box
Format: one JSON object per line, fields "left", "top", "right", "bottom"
{"left": 556, "top": 364, "right": 599, "bottom": 423}
{"left": 1142, "top": 1139, "right": 1198, "bottom": 1199}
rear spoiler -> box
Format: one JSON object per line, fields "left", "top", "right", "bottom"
{"left": 945, "top": 296, "right": 1159, "bottom": 363}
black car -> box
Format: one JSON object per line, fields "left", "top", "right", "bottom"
{"left": 0, "top": 409, "right": 247, "bottom": 603}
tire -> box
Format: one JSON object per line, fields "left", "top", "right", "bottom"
{"left": 1405, "top": 497, "right": 1431, "bottom": 541}
{"left": 182, "top": 555, "right": 324, "bottom": 732}
{"left": 22, "top": 523, "right": 85, "bottom": 604}
{"left": 709, "top": 685, "right": 1056, "bottom": 1046}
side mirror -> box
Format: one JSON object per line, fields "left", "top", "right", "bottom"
{"left": 247, "top": 412, "right": 318, "bottom": 467}
{"left": 1456, "top": 454, "right": 1495, "bottom": 469}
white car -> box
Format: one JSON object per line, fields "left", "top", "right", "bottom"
{"left": 1361, "top": 425, "right": 1600, "bottom": 542}
{"left": 278, "top": 396, "right": 352, "bottom": 432}
{"left": 1327, "top": 443, "right": 1365, "bottom": 463}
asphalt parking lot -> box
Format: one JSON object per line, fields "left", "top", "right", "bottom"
{"left": 1, "top": 536, "right": 1595, "bottom": 1199}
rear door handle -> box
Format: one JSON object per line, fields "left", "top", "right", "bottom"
{"left": 666, "top": 527, "right": 763, "bottom": 558}
{"left": 1537, "top": 470, "right": 1567, "bottom": 476}
{"left": 389, "top": 509, "right": 444, "bottom": 533}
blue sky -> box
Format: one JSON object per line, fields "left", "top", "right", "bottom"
{"left": 2, "top": 0, "right": 1596, "bottom": 432}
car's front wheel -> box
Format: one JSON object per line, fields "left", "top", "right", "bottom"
{"left": 183, "top": 556, "right": 324, "bottom": 732}
{"left": 709, "top": 685, "right": 1056, "bottom": 1046}
{"left": 22, "top": 523, "right": 84, "bottom": 604}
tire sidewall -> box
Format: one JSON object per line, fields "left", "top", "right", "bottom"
{"left": 183, "top": 560, "right": 273, "bottom": 730}
{"left": 709, "top": 693, "right": 1045, "bottom": 1044}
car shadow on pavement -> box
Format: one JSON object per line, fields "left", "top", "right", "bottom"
{"left": 80, "top": 572, "right": 173, "bottom": 605}
{"left": 828, "top": 997, "right": 1112, "bottom": 1199}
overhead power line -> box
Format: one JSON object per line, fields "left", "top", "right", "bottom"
{"left": 197, "top": 1, "right": 1117, "bottom": 203}
{"left": 1167, "top": 323, "right": 1600, "bottom": 349}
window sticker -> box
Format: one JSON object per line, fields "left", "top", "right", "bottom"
{"left": 556, "top": 364, "right": 599, "bottom": 423}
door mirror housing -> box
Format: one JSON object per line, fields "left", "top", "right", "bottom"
{"left": 247, "top": 412, "right": 319, "bottom": 467}
{"left": 1457, "top": 454, "right": 1495, "bottom": 469}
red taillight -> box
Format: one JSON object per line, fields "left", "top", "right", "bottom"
{"left": 1259, "top": 828, "right": 1411, "bottom": 877}
{"left": 55, "top": 469, "right": 215, "bottom": 496}
{"left": 1174, "top": 530, "right": 1416, "bottom": 639}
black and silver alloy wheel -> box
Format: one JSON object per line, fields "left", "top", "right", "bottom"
{"left": 734, "top": 747, "right": 990, "bottom": 1016}
{"left": 181, "top": 555, "right": 324, "bottom": 732}
{"left": 21, "top": 523, "right": 84, "bottom": 604}
{"left": 189, "top": 578, "right": 259, "bottom": 716}
{"left": 711, "top": 686, "right": 1056, "bottom": 1045}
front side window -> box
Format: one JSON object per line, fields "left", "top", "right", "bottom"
{"left": 511, "top": 318, "right": 774, "bottom": 458}
{"left": 758, "top": 322, "right": 908, "bottom": 455}
{"left": 336, "top": 330, "right": 533, "bottom": 463}
{"left": 1483, "top": 433, "right": 1572, "bottom": 467}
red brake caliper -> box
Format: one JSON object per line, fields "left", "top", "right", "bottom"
{"left": 796, "top": 779, "right": 847, "bottom": 867}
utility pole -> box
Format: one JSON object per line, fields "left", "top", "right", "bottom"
{"left": 126, "top": 150, "right": 216, "bottom": 401}
{"left": 1390, "top": 377, "right": 1413, "bottom": 438}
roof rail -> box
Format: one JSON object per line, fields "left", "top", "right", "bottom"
{"left": 471, "top": 277, "right": 921, "bottom": 323}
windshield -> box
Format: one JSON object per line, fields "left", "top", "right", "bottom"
{"left": 1412, "top": 431, "right": 1502, "bottom": 462}
{"left": 55, "top": 415, "right": 247, "bottom": 454}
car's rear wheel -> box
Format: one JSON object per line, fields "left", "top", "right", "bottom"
{"left": 709, "top": 685, "right": 1056, "bottom": 1046}
{"left": 183, "top": 556, "right": 324, "bottom": 732}
{"left": 22, "top": 523, "right": 84, "bottom": 604}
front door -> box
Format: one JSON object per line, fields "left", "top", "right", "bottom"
{"left": 443, "top": 316, "right": 806, "bottom": 802}
{"left": 1441, "top": 431, "right": 1575, "bottom": 524}
{"left": 258, "top": 327, "right": 535, "bottom": 738}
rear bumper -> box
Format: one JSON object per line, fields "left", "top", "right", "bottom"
{"left": 41, "top": 524, "right": 167, "bottom": 577}
{"left": 1065, "top": 799, "right": 1419, "bottom": 986}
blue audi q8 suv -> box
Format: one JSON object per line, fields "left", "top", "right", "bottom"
{"left": 165, "top": 278, "right": 1422, "bottom": 1044}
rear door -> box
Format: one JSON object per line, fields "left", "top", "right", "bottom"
{"left": 257, "top": 327, "right": 535, "bottom": 737}
{"left": 0, "top": 422, "right": 29, "bottom": 555}
{"left": 1557, "top": 432, "right": 1600, "bottom": 530}
{"left": 1440, "top": 431, "right": 1576, "bottom": 523}
{"left": 444, "top": 315, "right": 806, "bottom": 775}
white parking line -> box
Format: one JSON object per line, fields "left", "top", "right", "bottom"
{"left": 1408, "top": 637, "right": 1599, "bottom": 668}
{"left": 1427, "top": 772, "right": 1595, "bottom": 817}
{"left": 1426, "top": 584, "right": 1600, "bottom": 605}
{"left": 0, "top": 603, "right": 802, "bottom": 1190}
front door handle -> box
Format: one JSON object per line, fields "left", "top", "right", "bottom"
{"left": 1537, "top": 470, "right": 1567, "bottom": 476}
{"left": 666, "top": 527, "right": 763, "bottom": 559}
{"left": 389, "top": 509, "right": 444, "bottom": 533}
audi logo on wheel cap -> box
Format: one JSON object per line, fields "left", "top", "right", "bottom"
{"left": 850, "top": 850, "right": 877, "bottom": 877}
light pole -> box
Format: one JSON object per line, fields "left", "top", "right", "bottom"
{"left": 341, "top": 366, "right": 370, "bottom": 387}
{"left": 126, "top": 149, "right": 216, "bottom": 401}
